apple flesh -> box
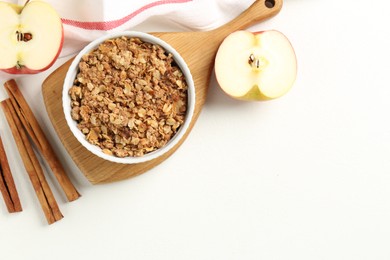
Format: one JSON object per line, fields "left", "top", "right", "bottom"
{"left": 215, "top": 30, "right": 297, "bottom": 101}
{"left": 0, "top": 0, "right": 63, "bottom": 74}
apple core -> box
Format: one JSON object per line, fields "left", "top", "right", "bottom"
{"left": 249, "top": 54, "right": 268, "bottom": 72}
{"left": 16, "top": 31, "right": 32, "bottom": 42}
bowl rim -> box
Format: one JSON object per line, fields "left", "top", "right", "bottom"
{"left": 62, "top": 31, "right": 195, "bottom": 164}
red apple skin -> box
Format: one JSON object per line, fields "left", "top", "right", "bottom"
{"left": 253, "top": 31, "right": 264, "bottom": 35}
{"left": 1, "top": 27, "right": 64, "bottom": 75}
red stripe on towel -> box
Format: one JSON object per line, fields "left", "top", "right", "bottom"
{"left": 61, "top": 0, "right": 192, "bottom": 30}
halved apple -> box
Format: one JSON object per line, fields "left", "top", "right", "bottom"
{"left": 215, "top": 30, "right": 297, "bottom": 101}
{"left": 0, "top": 0, "right": 64, "bottom": 74}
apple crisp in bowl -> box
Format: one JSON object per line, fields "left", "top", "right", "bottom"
{"left": 63, "top": 31, "right": 195, "bottom": 164}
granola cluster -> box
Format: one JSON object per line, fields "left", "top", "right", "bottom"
{"left": 69, "top": 37, "right": 188, "bottom": 158}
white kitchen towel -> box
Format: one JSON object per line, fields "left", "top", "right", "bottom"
{"left": 0, "top": 0, "right": 255, "bottom": 81}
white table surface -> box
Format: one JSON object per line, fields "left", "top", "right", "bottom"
{"left": 1, "top": 1, "right": 390, "bottom": 259}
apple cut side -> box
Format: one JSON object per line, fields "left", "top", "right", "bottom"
{"left": 0, "top": 1, "right": 63, "bottom": 74}
{"left": 215, "top": 30, "right": 297, "bottom": 101}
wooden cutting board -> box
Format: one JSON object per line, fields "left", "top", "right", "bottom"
{"left": 42, "top": 0, "right": 283, "bottom": 184}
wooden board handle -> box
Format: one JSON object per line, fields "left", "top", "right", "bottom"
{"left": 215, "top": 0, "right": 283, "bottom": 37}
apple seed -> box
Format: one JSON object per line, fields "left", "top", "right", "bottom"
{"left": 23, "top": 33, "right": 32, "bottom": 42}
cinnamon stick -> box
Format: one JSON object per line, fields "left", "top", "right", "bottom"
{"left": 0, "top": 134, "right": 22, "bottom": 213}
{"left": 1, "top": 99, "right": 63, "bottom": 224}
{"left": 0, "top": 172, "right": 14, "bottom": 212}
{"left": 4, "top": 79, "right": 80, "bottom": 202}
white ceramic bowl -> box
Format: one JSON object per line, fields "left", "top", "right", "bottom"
{"left": 63, "top": 31, "right": 195, "bottom": 164}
